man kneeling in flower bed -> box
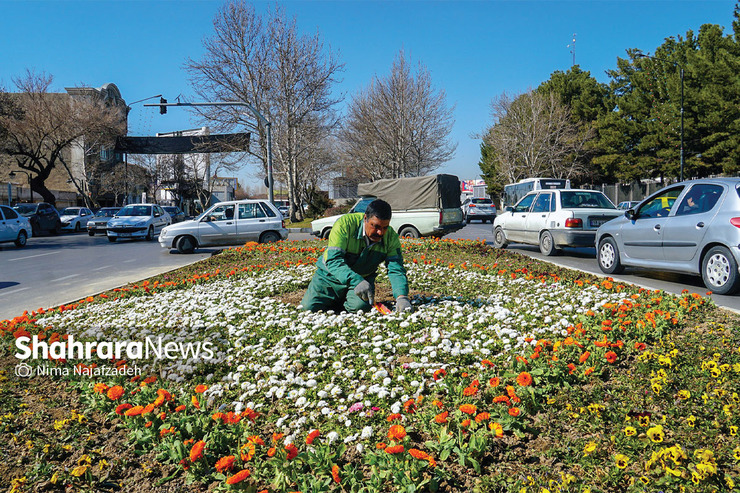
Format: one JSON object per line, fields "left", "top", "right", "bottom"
{"left": 301, "top": 199, "right": 412, "bottom": 313}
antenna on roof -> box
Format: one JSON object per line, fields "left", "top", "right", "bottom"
{"left": 567, "top": 33, "right": 577, "bottom": 66}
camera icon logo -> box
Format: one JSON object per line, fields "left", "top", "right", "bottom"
{"left": 15, "top": 363, "right": 33, "bottom": 378}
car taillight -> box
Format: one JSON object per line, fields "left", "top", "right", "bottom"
{"left": 469, "top": 204, "right": 476, "bottom": 207}
{"left": 731, "top": 218, "right": 740, "bottom": 228}
{"left": 565, "top": 218, "right": 583, "bottom": 228}
{"left": 282, "top": 219, "right": 285, "bottom": 228}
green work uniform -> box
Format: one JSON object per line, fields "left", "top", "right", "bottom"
{"left": 301, "top": 213, "right": 409, "bottom": 312}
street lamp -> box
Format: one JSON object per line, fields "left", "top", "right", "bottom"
{"left": 125, "top": 94, "right": 163, "bottom": 205}
{"left": 9, "top": 170, "right": 32, "bottom": 202}
{"left": 145, "top": 100, "right": 274, "bottom": 203}
{"left": 635, "top": 52, "right": 685, "bottom": 181}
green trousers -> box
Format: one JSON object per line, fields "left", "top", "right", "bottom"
{"left": 301, "top": 270, "right": 374, "bottom": 313}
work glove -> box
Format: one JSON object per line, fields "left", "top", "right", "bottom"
{"left": 354, "top": 280, "right": 375, "bottom": 305}
{"left": 395, "top": 295, "right": 413, "bottom": 313}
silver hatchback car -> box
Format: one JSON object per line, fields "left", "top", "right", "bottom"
{"left": 596, "top": 178, "right": 740, "bottom": 294}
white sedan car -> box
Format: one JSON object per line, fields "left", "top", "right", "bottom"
{"left": 0, "top": 205, "right": 32, "bottom": 248}
{"left": 59, "top": 207, "right": 93, "bottom": 232}
{"left": 106, "top": 204, "right": 171, "bottom": 242}
{"left": 159, "top": 199, "right": 288, "bottom": 253}
{"left": 493, "top": 189, "right": 621, "bottom": 255}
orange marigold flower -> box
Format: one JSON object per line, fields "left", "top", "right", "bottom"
{"left": 194, "top": 384, "right": 208, "bottom": 393}
{"left": 489, "top": 377, "right": 500, "bottom": 387}
{"left": 461, "top": 419, "right": 471, "bottom": 428}
{"left": 568, "top": 363, "right": 576, "bottom": 375}
{"left": 115, "top": 403, "right": 133, "bottom": 415}
{"left": 159, "top": 426, "right": 175, "bottom": 437}
{"left": 212, "top": 412, "right": 224, "bottom": 422}
{"left": 584, "top": 367, "right": 595, "bottom": 376}
{"left": 433, "top": 368, "right": 446, "bottom": 381}
{"left": 153, "top": 395, "right": 166, "bottom": 407}
{"left": 409, "top": 448, "right": 431, "bottom": 461}
{"left": 435, "top": 411, "right": 449, "bottom": 424}
{"left": 516, "top": 372, "right": 533, "bottom": 387}
{"left": 332, "top": 464, "right": 341, "bottom": 484}
{"left": 506, "top": 385, "right": 517, "bottom": 398}
{"left": 459, "top": 404, "right": 477, "bottom": 415}
{"left": 490, "top": 422, "right": 504, "bottom": 438}
{"left": 388, "top": 424, "right": 407, "bottom": 441}
{"left": 376, "top": 442, "right": 387, "bottom": 449}
{"left": 191, "top": 395, "right": 200, "bottom": 409}
{"left": 175, "top": 404, "right": 186, "bottom": 412}
{"left": 475, "top": 412, "right": 490, "bottom": 423}
{"left": 94, "top": 383, "right": 109, "bottom": 394}
{"left": 579, "top": 351, "right": 591, "bottom": 363}
{"left": 272, "top": 432, "right": 284, "bottom": 443}
{"left": 432, "top": 399, "right": 444, "bottom": 409}
{"left": 634, "top": 342, "right": 647, "bottom": 351}
{"left": 306, "top": 429, "right": 321, "bottom": 445}
{"left": 225, "top": 469, "right": 251, "bottom": 485}
{"left": 124, "top": 405, "right": 144, "bottom": 417}
{"left": 189, "top": 440, "right": 205, "bottom": 462}
{"left": 247, "top": 435, "right": 265, "bottom": 446}
{"left": 285, "top": 443, "right": 299, "bottom": 460}
{"left": 605, "top": 351, "right": 617, "bottom": 364}
{"left": 107, "top": 385, "right": 125, "bottom": 400}
{"left": 240, "top": 441, "right": 256, "bottom": 462}
{"left": 403, "top": 399, "right": 416, "bottom": 414}
{"left": 508, "top": 407, "right": 521, "bottom": 417}
{"left": 481, "top": 359, "right": 494, "bottom": 368}
{"left": 267, "top": 447, "right": 276, "bottom": 457}
{"left": 463, "top": 385, "right": 478, "bottom": 396}
{"left": 385, "top": 444, "right": 404, "bottom": 454}
{"left": 143, "top": 375, "right": 157, "bottom": 385}
{"left": 142, "top": 403, "right": 155, "bottom": 415}
{"left": 215, "top": 455, "right": 236, "bottom": 473}
{"left": 387, "top": 413, "right": 403, "bottom": 422}
{"left": 145, "top": 421, "right": 153, "bottom": 428}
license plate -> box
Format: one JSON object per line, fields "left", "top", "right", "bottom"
{"left": 119, "top": 232, "right": 132, "bottom": 237}
{"left": 590, "top": 219, "right": 606, "bottom": 227}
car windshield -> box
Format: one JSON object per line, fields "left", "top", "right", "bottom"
{"left": 163, "top": 207, "right": 178, "bottom": 213}
{"left": 95, "top": 208, "right": 119, "bottom": 217}
{"left": 117, "top": 205, "right": 152, "bottom": 217}
{"left": 352, "top": 197, "right": 376, "bottom": 214}
{"left": 472, "top": 198, "right": 492, "bottom": 204}
{"left": 61, "top": 208, "right": 81, "bottom": 215}
{"left": 13, "top": 204, "right": 38, "bottom": 215}
{"left": 560, "top": 192, "right": 616, "bottom": 209}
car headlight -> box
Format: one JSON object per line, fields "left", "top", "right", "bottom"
{"left": 161, "top": 228, "right": 169, "bottom": 237}
{"left": 135, "top": 221, "right": 146, "bottom": 227}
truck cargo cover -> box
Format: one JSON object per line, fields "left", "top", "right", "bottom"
{"left": 357, "top": 174, "right": 461, "bottom": 210}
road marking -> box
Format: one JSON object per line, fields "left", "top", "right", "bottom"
{"left": 7, "top": 251, "right": 60, "bottom": 262}
{"left": 92, "top": 265, "right": 113, "bottom": 271}
{"left": 122, "top": 259, "right": 137, "bottom": 263}
{"left": 52, "top": 274, "right": 81, "bottom": 282}
{"left": 0, "top": 286, "right": 29, "bottom": 297}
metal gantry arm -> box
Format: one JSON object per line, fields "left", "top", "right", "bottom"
{"left": 144, "top": 100, "right": 274, "bottom": 203}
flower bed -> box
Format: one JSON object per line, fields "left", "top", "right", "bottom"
{"left": 1, "top": 239, "right": 737, "bottom": 492}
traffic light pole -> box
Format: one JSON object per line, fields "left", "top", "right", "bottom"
{"left": 145, "top": 100, "right": 274, "bottom": 203}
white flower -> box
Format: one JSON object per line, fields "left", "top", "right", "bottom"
{"left": 326, "top": 431, "right": 339, "bottom": 443}
{"left": 361, "top": 426, "right": 373, "bottom": 439}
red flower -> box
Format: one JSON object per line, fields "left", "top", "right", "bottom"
{"left": 388, "top": 425, "right": 407, "bottom": 441}
{"left": 189, "top": 440, "right": 205, "bottom": 462}
{"left": 215, "top": 455, "right": 236, "bottom": 473}
{"left": 579, "top": 351, "right": 591, "bottom": 363}
{"left": 285, "top": 443, "right": 299, "bottom": 460}
{"left": 225, "top": 469, "right": 251, "bottom": 485}
{"left": 191, "top": 395, "right": 200, "bottom": 409}
{"left": 386, "top": 413, "right": 402, "bottom": 422}
{"left": 306, "top": 429, "right": 320, "bottom": 445}
{"left": 459, "top": 404, "right": 477, "bottom": 415}
{"left": 124, "top": 405, "right": 144, "bottom": 417}
{"left": 435, "top": 411, "right": 449, "bottom": 424}
{"left": 115, "top": 403, "right": 133, "bottom": 415}
{"left": 489, "top": 377, "right": 500, "bottom": 387}
{"left": 107, "top": 385, "right": 124, "bottom": 400}
{"left": 385, "top": 444, "right": 404, "bottom": 454}
{"left": 267, "top": 447, "right": 276, "bottom": 457}
{"left": 508, "top": 407, "right": 521, "bottom": 417}
{"left": 331, "top": 464, "right": 341, "bottom": 484}
{"left": 605, "top": 351, "right": 617, "bottom": 364}
{"left": 516, "top": 372, "right": 533, "bottom": 387}
{"left": 194, "top": 384, "right": 208, "bottom": 393}
{"left": 433, "top": 368, "right": 446, "bottom": 381}
{"left": 475, "top": 412, "right": 490, "bottom": 423}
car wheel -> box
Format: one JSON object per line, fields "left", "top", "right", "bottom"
{"left": 321, "top": 228, "right": 332, "bottom": 240}
{"left": 597, "top": 237, "right": 624, "bottom": 274}
{"left": 74, "top": 222, "right": 81, "bottom": 232}
{"left": 145, "top": 226, "right": 154, "bottom": 241}
{"left": 15, "top": 230, "right": 27, "bottom": 248}
{"left": 259, "top": 231, "right": 281, "bottom": 243}
{"left": 539, "top": 231, "right": 559, "bottom": 256}
{"left": 176, "top": 235, "right": 196, "bottom": 254}
{"left": 465, "top": 216, "right": 470, "bottom": 224}
{"left": 88, "top": 231, "right": 95, "bottom": 236}
{"left": 702, "top": 246, "right": 740, "bottom": 295}
{"left": 493, "top": 226, "right": 508, "bottom": 249}
{"left": 399, "top": 226, "right": 420, "bottom": 238}
{"left": 108, "top": 236, "right": 117, "bottom": 242}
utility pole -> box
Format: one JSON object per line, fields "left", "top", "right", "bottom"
{"left": 567, "top": 33, "right": 577, "bottom": 66}
{"left": 145, "top": 100, "right": 273, "bottom": 203}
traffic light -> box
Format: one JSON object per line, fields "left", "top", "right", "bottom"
{"left": 159, "top": 97, "right": 167, "bottom": 114}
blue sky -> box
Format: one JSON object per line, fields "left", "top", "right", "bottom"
{"left": 1, "top": 0, "right": 736, "bottom": 189}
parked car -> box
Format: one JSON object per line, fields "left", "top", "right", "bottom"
{"left": 462, "top": 197, "right": 497, "bottom": 223}
{"left": 278, "top": 205, "right": 290, "bottom": 217}
{"left": 596, "top": 178, "right": 740, "bottom": 295}
{"left": 162, "top": 206, "right": 186, "bottom": 223}
{"left": 12, "top": 202, "right": 62, "bottom": 236}
{"left": 106, "top": 204, "right": 171, "bottom": 242}
{"left": 59, "top": 207, "right": 93, "bottom": 232}
{"left": 0, "top": 205, "right": 32, "bottom": 247}
{"left": 87, "top": 207, "right": 121, "bottom": 236}
{"left": 159, "top": 199, "right": 288, "bottom": 254}
{"left": 617, "top": 200, "right": 641, "bottom": 211}
{"left": 311, "top": 174, "right": 465, "bottom": 239}
{"left": 493, "top": 189, "right": 621, "bottom": 255}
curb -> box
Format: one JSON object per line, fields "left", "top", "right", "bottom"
{"left": 288, "top": 227, "right": 312, "bottom": 233}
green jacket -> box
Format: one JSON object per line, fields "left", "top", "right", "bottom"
{"left": 317, "top": 213, "right": 409, "bottom": 298}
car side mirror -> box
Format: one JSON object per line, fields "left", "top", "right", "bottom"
{"left": 625, "top": 209, "right": 636, "bottom": 220}
{"left": 505, "top": 206, "right": 513, "bottom": 213}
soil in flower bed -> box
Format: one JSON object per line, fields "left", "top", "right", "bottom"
{"left": 272, "top": 284, "right": 431, "bottom": 309}
{"left": 0, "top": 352, "right": 210, "bottom": 493}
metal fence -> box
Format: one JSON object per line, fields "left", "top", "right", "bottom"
{"left": 583, "top": 180, "right": 678, "bottom": 206}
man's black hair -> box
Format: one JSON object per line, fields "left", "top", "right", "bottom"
{"left": 365, "top": 199, "right": 392, "bottom": 221}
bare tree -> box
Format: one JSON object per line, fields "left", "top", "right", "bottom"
{"left": 185, "top": 1, "right": 343, "bottom": 221}
{"left": 480, "top": 90, "right": 592, "bottom": 186}
{"left": 339, "top": 51, "right": 456, "bottom": 181}
{"left": 0, "top": 71, "right": 126, "bottom": 206}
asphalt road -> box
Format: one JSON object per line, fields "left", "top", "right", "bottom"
{"left": 2, "top": 220, "right": 737, "bottom": 321}
{"left": 0, "top": 232, "right": 212, "bottom": 320}
{"left": 451, "top": 220, "right": 740, "bottom": 313}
